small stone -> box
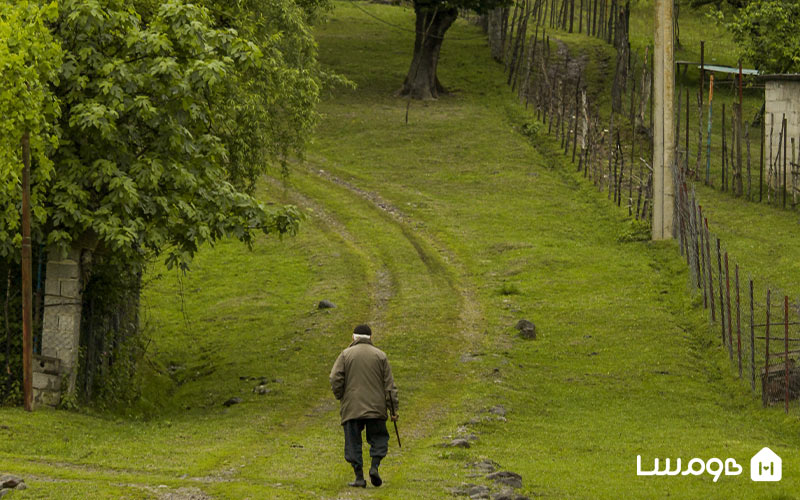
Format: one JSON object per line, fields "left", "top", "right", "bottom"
{"left": 0, "top": 489, "right": 9, "bottom": 498}
{"left": 13, "top": 483, "right": 26, "bottom": 491}
{"left": 0, "top": 477, "right": 23, "bottom": 489}
{"left": 468, "top": 484, "right": 491, "bottom": 499}
{"left": 318, "top": 300, "right": 336, "bottom": 309}
{"left": 470, "top": 459, "right": 499, "bottom": 473}
{"left": 253, "top": 385, "right": 271, "bottom": 395}
{"left": 488, "top": 405, "right": 507, "bottom": 417}
{"left": 514, "top": 319, "right": 534, "bottom": 330}
{"left": 464, "top": 417, "right": 482, "bottom": 425}
{"left": 223, "top": 397, "right": 243, "bottom": 407}
{"left": 447, "top": 438, "right": 471, "bottom": 448}
{"left": 514, "top": 319, "right": 536, "bottom": 339}
{"left": 451, "top": 483, "right": 477, "bottom": 496}
{"left": 493, "top": 491, "right": 531, "bottom": 500}
{"left": 486, "top": 471, "right": 522, "bottom": 489}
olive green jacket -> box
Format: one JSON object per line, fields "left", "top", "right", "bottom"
{"left": 330, "top": 337, "right": 399, "bottom": 424}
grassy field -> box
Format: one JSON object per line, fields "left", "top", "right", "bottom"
{"left": 1, "top": 2, "right": 799, "bottom": 499}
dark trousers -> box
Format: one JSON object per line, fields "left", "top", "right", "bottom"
{"left": 342, "top": 418, "right": 389, "bottom": 470}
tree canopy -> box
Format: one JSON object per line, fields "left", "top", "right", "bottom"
{"left": 0, "top": 1, "right": 62, "bottom": 261}
{"left": 723, "top": 0, "right": 800, "bottom": 74}
{"left": 1, "top": 0, "right": 327, "bottom": 270}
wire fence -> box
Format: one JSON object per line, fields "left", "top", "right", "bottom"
{"left": 468, "top": 0, "right": 800, "bottom": 211}
{"left": 674, "top": 166, "right": 800, "bottom": 414}
{"left": 472, "top": 1, "right": 800, "bottom": 415}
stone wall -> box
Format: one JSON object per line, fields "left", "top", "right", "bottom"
{"left": 34, "top": 246, "right": 83, "bottom": 408}
{"left": 764, "top": 79, "right": 800, "bottom": 190}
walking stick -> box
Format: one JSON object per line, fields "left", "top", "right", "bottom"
{"left": 388, "top": 396, "right": 401, "bottom": 448}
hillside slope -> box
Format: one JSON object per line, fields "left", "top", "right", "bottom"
{"left": 0, "top": 2, "right": 798, "bottom": 499}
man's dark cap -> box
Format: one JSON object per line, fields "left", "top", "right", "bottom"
{"left": 353, "top": 324, "right": 372, "bottom": 336}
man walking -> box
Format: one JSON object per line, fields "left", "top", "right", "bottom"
{"left": 330, "top": 324, "right": 399, "bottom": 488}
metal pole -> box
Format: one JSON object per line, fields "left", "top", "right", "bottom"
{"left": 21, "top": 132, "right": 33, "bottom": 412}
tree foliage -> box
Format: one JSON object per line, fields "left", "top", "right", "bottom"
{"left": 0, "top": 1, "right": 62, "bottom": 261}
{"left": 49, "top": 0, "right": 306, "bottom": 270}
{"left": 0, "top": 0, "right": 327, "bottom": 271}
{"left": 723, "top": 0, "right": 800, "bottom": 73}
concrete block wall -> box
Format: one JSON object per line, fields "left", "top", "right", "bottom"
{"left": 35, "top": 246, "right": 83, "bottom": 407}
{"left": 764, "top": 80, "right": 800, "bottom": 190}
{"left": 32, "top": 355, "right": 62, "bottom": 408}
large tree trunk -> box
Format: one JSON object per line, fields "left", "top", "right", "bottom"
{"left": 400, "top": 7, "right": 458, "bottom": 100}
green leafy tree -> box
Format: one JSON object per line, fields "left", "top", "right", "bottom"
{"left": 196, "top": 0, "right": 332, "bottom": 192}
{"left": 400, "top": 0, "right": 511, "bottom": 100}
{"left": 44, "top": 0, "right": 317, "bottom": 270}
{"left": 724, "top": 0, "right": 800, "bottom": 73}
{"left": 0, "top": 1, "right": 62, "bottom": 260}
{"left": 0, "top": 1, "right": 61, "bottom": 404}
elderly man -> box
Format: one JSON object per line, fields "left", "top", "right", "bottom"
{"left": 330, "top": 324, "right": 399, "bottom": 488}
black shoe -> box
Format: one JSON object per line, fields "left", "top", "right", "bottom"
{"left": 348, "top": 468, "right": 367, "bottom": 488}
{"left": 369, "top": 465, "right": 382, "bottom": 487}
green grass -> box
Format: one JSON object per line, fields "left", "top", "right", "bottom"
{"left": 2, "top": 2, "right": 800, "bottom": 499}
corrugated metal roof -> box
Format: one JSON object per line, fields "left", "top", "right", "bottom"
{"left": 676, "top": 61, "right": 760, "bottom": 76}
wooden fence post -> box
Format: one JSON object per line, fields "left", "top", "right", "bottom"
{"left": 698, "top": 203, "right": 708, "bottom": 305}
{"left": 725, "top": 252, "right": 733, "bottom": 360}
{"left": 717, "top": 238, "right": 726, "bottom": 346}
{"left": 784, "top": 295, "right": 789, "bottom": 414}
{"left": 735, "top": 264, "right": 742, "bottom": 377}
{"left": 763, "top": 288, "right": 771, "bottom": 407}
{"left": 749, "top": 279, "right": 755, "bottom": 392}
{"left": 704, "top": 216, "right": 715, "bottom": 321}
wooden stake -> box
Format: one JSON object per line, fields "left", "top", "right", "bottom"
{"left": 749, "top": 279, "right": 755, "bottom": 392}
{"left": 705, "top": 216, "right": 715, "bottom": 321}
{"left": 785, "top": 295, "right": 789, "bottom": 413}
{"left": 21, "top": 132, "right": 33, "bottom": 412}
{"left": 764, "top": 288, "right": 771, "bottom": 407}
{"left": 735, "top": 263, "right": 742, "bottom": 377}
{"left": 725, "top": 252, "right": 733, "bottom": 360}
{"left": 717, "top": 238, "right": 726, "bottom": 346}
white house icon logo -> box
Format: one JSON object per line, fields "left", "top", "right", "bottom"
{"left": 751, "top": 447, "right": 782, "bottom": 482}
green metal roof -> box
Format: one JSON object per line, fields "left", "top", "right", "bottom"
{"left": 676, "top": 61, "right": 759, "bottom": 76}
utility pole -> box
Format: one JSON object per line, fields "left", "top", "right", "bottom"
{"left": 652, "top": 0, "right": 675, "bottom": 240}
{"left": 21, "top": 131, "right": 33, "bottom": 411}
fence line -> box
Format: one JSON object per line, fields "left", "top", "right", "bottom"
{"left": 469, "top": 1, "right": 800, "bottom": 211}
{"left": 474, "top": 3, "right": 800, "bottom": 415}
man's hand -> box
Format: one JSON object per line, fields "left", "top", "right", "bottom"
{"left": 391, "top": 413, "right": 398, "bottom": 422}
